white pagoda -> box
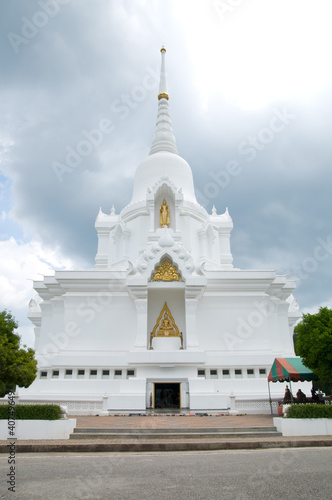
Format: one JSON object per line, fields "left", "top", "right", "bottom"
{"left": 21, "top": 48, "right": 300, "bottom": 414}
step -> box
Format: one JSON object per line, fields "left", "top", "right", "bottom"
{"left": 70, "top": 431, "right": 282, "bottom": 440}
{"left": 1, "top": 438, "right": 332, "bottom": 454}
{"left": 70, "top": 426, "right": 282, "bottom": 440}
{"left": 73, "top": 426, "right": 278, "bottom": 434}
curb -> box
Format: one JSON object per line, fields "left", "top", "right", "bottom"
{"left": 1, "top": 439, "right": 332, "bottom": 453}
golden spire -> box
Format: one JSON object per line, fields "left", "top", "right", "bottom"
{"left": 158, "top": 46, "right": 169, "bottom": 101}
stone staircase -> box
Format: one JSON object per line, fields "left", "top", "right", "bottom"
{"left": 69, "top": 426, "right": 282, "bottom": 451}
{"left": 71, "top": 426, "right": 281, "bottom": 440}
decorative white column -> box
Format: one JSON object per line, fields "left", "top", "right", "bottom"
{"left": 229, "top": 392, "right": 238, "bottom": 415}
{"left": 133, "top": 299, "right": 148, "bottom": 350}
{"left": 198, "top": 228, "right": 207, "bottom": 260}
{"left": 127, "top": 283, "right": 148, "bottom": 350}
{"left": 185, "top": 299, "right": 200, "bottom": 349}
{"left": 122, "top": 229, "right": 131, "bottom": 258}
{"left": 185, "top": 282, "right": 206, "bottom": 350}
{"left": 217, "top": 228, "right": 233, "bottom": 268}
{"left": 211, "top": 208, "right": 233, "bottom": 269}
{"left": 95, "top": 229, "right": 109, "bottom": 268}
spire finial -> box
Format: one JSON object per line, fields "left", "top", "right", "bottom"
{"left": 150, "top": 47, "right": 178, "bottom": 155}
{"left": 158, "top": 46, "right": 169, "bottom": 101}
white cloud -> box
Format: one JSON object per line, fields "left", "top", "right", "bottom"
{"left": 174, "top": 0, "right": 332, "bottom": 109}
{"left": 302, "top": 299, "right": 332, "bottom": 316}
{"left": 262, "top": 203, "right": 302, "bottom": 225}
{"left": 0, "top": 237, "right": 77, "bottom": 347}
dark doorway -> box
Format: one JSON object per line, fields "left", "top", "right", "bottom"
{"left": 154, "top": 383, "right": 180, "bottom": 409}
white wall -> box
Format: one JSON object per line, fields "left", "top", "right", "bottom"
{"left": 0, "top": 419, "right": 76, "bottom": 440}
{"left": 273, "top": 417, "right": 332, "bottom": 436}
{"left": 36, "top": 294, "right": 137, "bottom": 359}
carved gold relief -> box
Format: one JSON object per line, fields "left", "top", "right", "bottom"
{"left": 153, "top": 260, "right": 179, "bottom": 282}
{"left": 149, "top": 302, "right": 183, "bottom": 349}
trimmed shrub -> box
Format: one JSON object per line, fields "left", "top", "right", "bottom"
{"left": 0, "top": 404, "right": 61, "bottom": 420}
{"left": 286, "top": 403, "right": 332, "bottom": 419}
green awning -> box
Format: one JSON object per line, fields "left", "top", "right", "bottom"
{"left": 268, "top": 357, "right": 317, "bottom": 383}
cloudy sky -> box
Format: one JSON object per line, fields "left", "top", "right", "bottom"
{"left": 1, "top": 0, "right": 332, "bottom": 348}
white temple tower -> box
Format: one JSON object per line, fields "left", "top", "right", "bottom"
{"left": 22, "top": 48, "right": 300, "bottom": 414}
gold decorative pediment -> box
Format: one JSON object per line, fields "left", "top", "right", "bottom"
{"left": 153, "top": 260, "right": 179, "bottom": 282}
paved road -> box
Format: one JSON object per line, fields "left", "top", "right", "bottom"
{"left": 0, "top": 448, "right": 331, "bottom": 499}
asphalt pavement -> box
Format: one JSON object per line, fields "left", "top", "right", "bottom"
{"left": 0, "top": 448, "right": 331, "bottom": 500}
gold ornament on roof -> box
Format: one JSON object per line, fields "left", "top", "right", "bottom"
{"left": 149, "top": 302, "right": 183, "bottom": 349}
{"left": 160, "top": 199, "right": 170, "bottom": 227}
{"left": 153, "top": 260, "right": 179, "bottom": 282}
{"left": 158, "top": 91, "right": 169, "bottom": 100}
{"left": 158, "top": 47, "right": 169, "bottom": 100}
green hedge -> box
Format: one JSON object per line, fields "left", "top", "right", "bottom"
{"left": 286, "top": 403, "right": 332, "bottom": 419}
{"left": 0, "top": 404, "right": 61, "bottom": 420}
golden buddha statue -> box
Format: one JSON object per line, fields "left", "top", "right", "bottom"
{"left": 160, "top": 199, "right": 170, "bottom": 228}
{"left": 158, "top": 312, "right": 175, "bottom": 336}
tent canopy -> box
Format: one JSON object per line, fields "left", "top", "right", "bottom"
{"left": 268, "top": 357, "right": 317, "bottom": 383}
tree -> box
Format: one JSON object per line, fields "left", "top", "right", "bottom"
{"left": 0, "top": 310, "right": 37, "bottom": 397}
{"left": 295, "top": 307, "right": 332, "bottom": 382}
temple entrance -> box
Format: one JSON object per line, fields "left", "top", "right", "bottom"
{"left": 154, "top": 383, "right": 180, "bottom": 409}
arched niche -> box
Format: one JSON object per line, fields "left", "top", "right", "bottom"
{"left": 154, "top": 184, "right": 175, "bottom": 232}
{"left": 149, "top": 301, "right": 184, "bottom": 350}
{"left": 147, "top": 286, "right": 186, "bottom": 350}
